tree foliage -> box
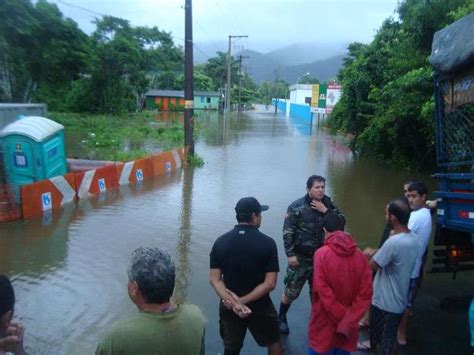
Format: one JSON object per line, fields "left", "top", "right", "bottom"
{"left": 327, "top": 0, "right": 470, "bottom": 169}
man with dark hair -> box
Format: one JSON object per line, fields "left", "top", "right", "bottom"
{"left": 0, "top": 275, "right": 26, "bottom": 355}
{"left": 210, "top": 197, "right": 283, "bottom": 355}
{"left": 308, "top": 214, "right": 372, "bottom": 355}
{"left": 360, "top": 199, "right": 419, "bottom": 355}
{"left": 279, "top": 175, "right": 344, "bottom": 334}
{"left": 397, "top": 181, "right": 432, "bottom": 345}
{"left": 96, "top": 247, "right": 205, "bottom": 355}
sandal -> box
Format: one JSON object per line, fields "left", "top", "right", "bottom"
{"left": 357, "top": 340, "right": 371, "bottom": 351}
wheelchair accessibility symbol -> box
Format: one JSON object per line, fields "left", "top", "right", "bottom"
{"left": 98, "top": 178, "right": 106, "bottom": 193}
{"left": 42, "top": 192, "right": 52, "bottom": 211}
{"left": 136, "top": 169, "right": 144, "bottom": 182}
{"left": 165, "top": 162, "right": 172, "bottom": 173}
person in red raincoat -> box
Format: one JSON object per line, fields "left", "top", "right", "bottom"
{"left": 308, "top": 213, "right": 373, "bottom": 355}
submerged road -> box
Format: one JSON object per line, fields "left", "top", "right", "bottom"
{"left": 0, "top": 109, "right": 472, "bottom": 354}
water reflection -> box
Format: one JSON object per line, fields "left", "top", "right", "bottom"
{"left": 174, "top": 167, "right": 194, "bottom": 303}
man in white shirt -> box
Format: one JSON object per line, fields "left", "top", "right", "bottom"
{"left": 397, "top": 181, "right": 432, "bottom": 346}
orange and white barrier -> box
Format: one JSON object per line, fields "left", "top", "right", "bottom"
{"left": 17, "top": 149, "right": 187, "bottom": 220}
{"left": 21, "top": 173, "right": 76, "bottom": 219}
{"left": 116, "top": 157, "right": 154, "bottom": 185}
{"left": 75, "top": 164, "right": 119, "bottom": 199}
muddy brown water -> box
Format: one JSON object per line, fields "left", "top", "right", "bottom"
{"left": 0, "top": 109, "right": 472, "bottom": 354}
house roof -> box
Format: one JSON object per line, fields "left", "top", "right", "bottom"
{"left": 146, "top": 90, "right": 221, "bottom": 98}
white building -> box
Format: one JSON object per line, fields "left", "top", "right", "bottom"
{"left": 289, "top": 84, "right": 313, "bottom": 105}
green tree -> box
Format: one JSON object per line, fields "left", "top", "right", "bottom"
{"left": 326, "top": 0, "right": 470, "bottom": 169}
{"left": 0, "top": 0, "right": 90, "bottom": 105}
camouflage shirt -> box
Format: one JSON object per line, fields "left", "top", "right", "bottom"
{"left": 283, "top": 194, "right": 344, "bottom": 258}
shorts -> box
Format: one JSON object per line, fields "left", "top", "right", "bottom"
{"left": 219, "top": 301, "right": 280, "bottom": 351}
{"left": 283, "top": 256, "right": 313, "bottom": 301}
{"left": 369, "top": 305, "right": 403, "bottom": 355}
{"left": 407, "top": 277, "right": 419, "bottom": 308}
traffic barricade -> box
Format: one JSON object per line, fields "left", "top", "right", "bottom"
{"left": 116, "top": 157, "right": 154, "bottom": 186}
{"left": 21, "top": 173, "right": 76, "bottom": 219}
{"left": 75, "top": 164, "right": 120, "bottom": 199}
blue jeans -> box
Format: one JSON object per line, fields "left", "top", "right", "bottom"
{"left": 307, "top": 348, "right": 350, "bottom": 355}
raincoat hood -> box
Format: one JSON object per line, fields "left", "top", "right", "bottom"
{"left": 325, "top": 231, "right": 356, "bottom": 257}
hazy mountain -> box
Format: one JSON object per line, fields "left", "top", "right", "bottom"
{"left": 193, "top": 41, "right": 347, "bottom": 84}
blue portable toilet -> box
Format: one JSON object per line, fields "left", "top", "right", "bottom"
{"left": 0, "top": 116, "right": 67, "bottom": 196}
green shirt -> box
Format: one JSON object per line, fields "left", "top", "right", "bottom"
{"left": 96, "top": 304, "right": 205, "bottom": 355}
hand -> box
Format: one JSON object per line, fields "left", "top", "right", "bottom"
{"left": 310, "top": 200, "right": 328, "bottom": 214}
{"left": 288, "top": 256, "right": 299, "bottom": 268}
{"left": 363, "top": 247, "right": 376, "bottom": 259}
{"left": 224, "top": 289, "right": 252, "bottom": 319}
{"left": 0, "top": 322, "right": 26, "bottom": 355}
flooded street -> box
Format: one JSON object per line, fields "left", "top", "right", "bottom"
{"left": 0, "top": 109, "right": 472, "bottom": 354}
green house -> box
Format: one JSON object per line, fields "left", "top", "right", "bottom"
{"left": 145, "top": 90, "right": 221, "bottom": 111}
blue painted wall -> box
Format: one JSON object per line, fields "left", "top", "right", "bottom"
{"left": 290, "top": 103, "right": 311, "bottom": 123}
{"left": 271, "top": 99, "right": 287, "bottom": 113}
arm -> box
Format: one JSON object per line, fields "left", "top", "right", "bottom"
{"left": 313, "top": 251, "right": 347, "bottom": 324}
{"left": 209, "top": 268, "right": 251, "bottom": 317}
{"left": 239, "top": 272, "right": 278, "bottom": 305}
{"left": 337, "top": 256, "right": 373, "bottom": 338}
{"left": 283, "top": 206, "right": 297, "bottom": 258}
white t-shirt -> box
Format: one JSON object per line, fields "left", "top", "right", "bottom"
{"left": 408, "top": 207, "right": 432, "bottom": 278}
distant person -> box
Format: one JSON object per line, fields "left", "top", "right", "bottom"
{"left": 96, "top": 247, "right": 205, "bottom": 355}
{"left": 359, "top": 199, "right": 419, "bottom": 354}
{"left": 210, "top": 197, "right": 283, "bottom": 355}
{"left": 397, "top": 182, "right": 432, "bottom": 345}
{"left": 377, "top": 178, "right": 416, "bottom": 248}
{"left": 308, "top": 213, "right": 372, "bottom": 355}
{"left": 0, "top": 275, "right": 27, "bottom": 355}
{"left": 279, "top": 175, "right": 344, "bottom": 334}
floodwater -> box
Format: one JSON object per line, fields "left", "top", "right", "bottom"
{"left": 0, "top": 108, "right": 472, "bottom": 354}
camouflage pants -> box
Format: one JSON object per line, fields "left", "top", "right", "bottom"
{"left": 283, "top": 256, "right": 313, "bottom": 301}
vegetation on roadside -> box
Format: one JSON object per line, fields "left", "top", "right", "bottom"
{"left": 326, "top": 0, "right": 472, "bottom": 170}
{"left": 49, "top": 111, "right": 194, "bottom": 161}
{"left": 187, "top": 153, "right": 205, "bottom": 167}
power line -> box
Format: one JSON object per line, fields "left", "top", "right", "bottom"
{"left": 54, "top": 0, "right": 106, "bottom": 17}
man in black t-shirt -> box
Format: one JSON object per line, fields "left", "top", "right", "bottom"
{"left": 210, "top": 197, "right": 283, "bottom": 355}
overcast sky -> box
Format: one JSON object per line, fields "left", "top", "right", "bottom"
{"left": 53, "top": 0, "right": 400, "bottom": 53}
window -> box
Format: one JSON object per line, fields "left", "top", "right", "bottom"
{"left": 207, "top": 97, "right": 211, "bottom": 103}
{"left": 305, "top": 97, "right": 312, "bottom": 104}
{"left": 200, "top": 96, "right": 205, "bottom": 103}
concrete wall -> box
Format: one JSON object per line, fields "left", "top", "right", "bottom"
{"left": 289, "top": 103, "right": 311, "bottom": 123}
{"left": 0, "top": 104, "right": 47, "bottom": 129}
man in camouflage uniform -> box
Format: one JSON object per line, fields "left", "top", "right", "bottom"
{"left": 278, "top": 175, "right": 344, "bottom": 334}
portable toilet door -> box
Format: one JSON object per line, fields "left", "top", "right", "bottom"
{"left": 3, "top": 136, "right": 36, "bottom": 187}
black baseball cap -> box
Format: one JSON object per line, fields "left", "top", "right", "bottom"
{"left": 235, "top": 197, "right": 269, "bottom": 214}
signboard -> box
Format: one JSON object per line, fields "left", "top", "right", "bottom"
{"left": 42, "top": 192, "right": 52, "bottom": 211}
{"left": 135, "top": 169, "right": 144, "bottom": 182}
{"left": 311, "top": 107, "right": 326, "bottom": 114}
{"left": 98, "top": 178, "right": 106, "bottom": 193}
{"left": 326, "top": 84, "right": 342, "bottom": 113}
{"left": 311, "top": 84, "right": 319, "bottom": 107}
{"left": 318, "top": 84, "right": 327, "bottom": 109}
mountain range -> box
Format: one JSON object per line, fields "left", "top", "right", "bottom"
{"left": 194, "top": 41, "right": 348, "bottom": 84}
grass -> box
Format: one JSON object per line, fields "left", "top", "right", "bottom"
{"left": 49, "top": 111, "right": 197, "bottom": 161}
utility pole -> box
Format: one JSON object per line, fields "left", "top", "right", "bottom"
{"left": 238, "top": 55, "right": 249, "bottom": 113}
{"left": 226, "top": 35, "right": 248, "bottom": 112}
{"left": 184, "top": 0, "right": 194, "bottom": 155}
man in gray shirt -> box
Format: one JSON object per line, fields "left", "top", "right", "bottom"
{"left": 363, "top": 199, "right": 419, "bottom": 355}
